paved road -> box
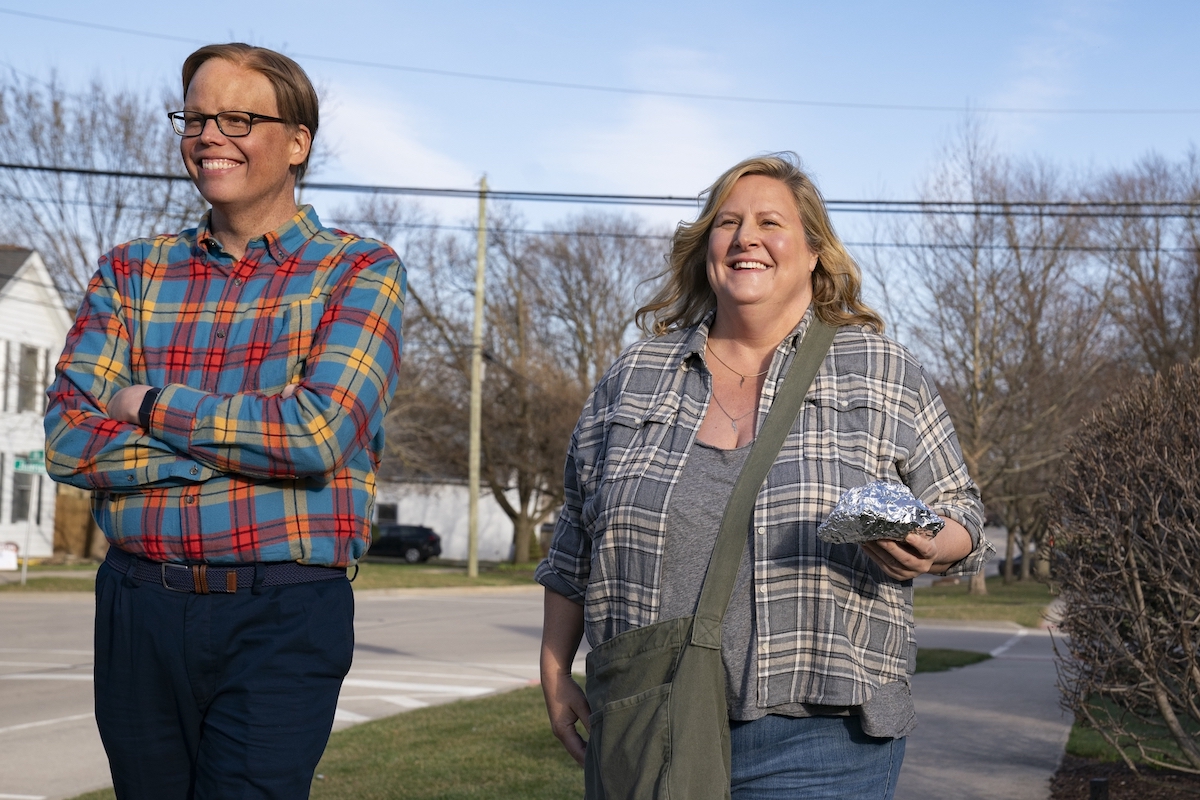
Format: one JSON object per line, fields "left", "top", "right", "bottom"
{"left": 0, "top": 587, "right": 553, "bottom": 800}
{"left": 0, "top": 586, "right": 1068, "bottom": 800}
{"left": 898, "top": 620, "right": 1071, "bottom": 800}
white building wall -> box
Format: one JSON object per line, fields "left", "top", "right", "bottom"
{"left": 373, "top": 481, "right": 519, "bottom": 562}
{"left": 0, "top": 252, "right": 72, "bottom": 559}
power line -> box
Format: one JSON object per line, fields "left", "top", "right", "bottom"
{"left": 3, "top": 6, "right": 1200, "bottom": 117}
{"left": 4, "top": 162, "right": 1200, "bottom": 218}
{"left": 326, "top": 218, "right": 1200, "bottom": 253}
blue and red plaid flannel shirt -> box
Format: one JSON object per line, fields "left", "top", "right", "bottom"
{"left": 44, "top": 206, "right": 405, "bottom": 567}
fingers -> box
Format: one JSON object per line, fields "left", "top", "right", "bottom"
{"left": 861, "top": 535, "right": 938, "bottom": 580}
{"left": 554, "top": 720, "right": 588, "bottom": 766}
{"left": 106, "top": 385, "right": 152, "bottom": 424}
{"left": 280, "top": 383, "right": 298, "bottom": 399}
{"left": 543, "top": 674, "right": 591, "bottom": 766}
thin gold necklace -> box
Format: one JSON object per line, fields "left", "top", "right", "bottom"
{"left": 709, "top": 391, "right": 755, "bottom": 434}
{"left": 707, "top": 342, "right": 769, "bottom": 387}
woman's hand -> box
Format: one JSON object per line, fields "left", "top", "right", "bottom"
{"left": 543, "top": 668, "right": 591, "bottom": 766}
{"left": 541, "top": 589, "right": 591, "bottom": 766}
{"left": 860, "top": 516, "right": 973, "bottom": 580}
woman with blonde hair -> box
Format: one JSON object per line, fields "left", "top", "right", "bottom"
{"left": 537, "top": 152, "right": 990, "bottom": 799}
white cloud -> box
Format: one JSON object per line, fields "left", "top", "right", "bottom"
{"left": 319, "top": 83, "right": 476, "bottom": 188}
{"left": 985, "top": 0, "right": 1114, "bottom": 142}
{"left": 516, "top": 44, "right": 758, "bottom": 225}
{"left": 580, "top": 98, "right": 736, "bottom": 191}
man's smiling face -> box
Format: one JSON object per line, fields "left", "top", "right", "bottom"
{"left": 180, "top": 58, "right": 309, "bottom": 223}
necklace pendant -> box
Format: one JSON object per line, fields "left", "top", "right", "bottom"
{"left": 731, "top": 419, "right": 738, "bottom": 433}
{"left": 738, "top": 376, "right": 746, "bottom": 387}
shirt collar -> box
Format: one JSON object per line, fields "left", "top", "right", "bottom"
{"left": 194, "top": 205, "right": 322, "bottom": 265}
{"left": 680, "top": 304, "right": 817, "bottom": 370}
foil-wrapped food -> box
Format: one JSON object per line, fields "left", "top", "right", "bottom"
{"left": 817, "top": 481, "right": 944, "bottom": 544}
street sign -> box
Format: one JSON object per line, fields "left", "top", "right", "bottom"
{"left": 13, "top": 450, "right": 46, "bottom": 475}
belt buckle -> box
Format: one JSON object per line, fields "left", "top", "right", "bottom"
{"left": 160, "top": 562, "right": 194, "bottom": 593}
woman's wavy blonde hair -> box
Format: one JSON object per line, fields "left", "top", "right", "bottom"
{"left": 636, "top": 152, "right": 883, "bottom": 336}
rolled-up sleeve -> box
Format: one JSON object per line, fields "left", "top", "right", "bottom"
{"left": 904, "top": 367, "right": 992, "bottom": 576}
{"left": 536, "top": 426, "right": 590, "bottom": 604}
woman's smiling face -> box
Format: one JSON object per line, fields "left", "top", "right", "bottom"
{"left": 706, "top": 174, "right": 819, "bottom": 315}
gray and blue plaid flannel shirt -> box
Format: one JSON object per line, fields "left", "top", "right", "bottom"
{"left": 536, "top": 309, "right": 991, "bottom": 709}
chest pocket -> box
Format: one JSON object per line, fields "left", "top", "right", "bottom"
{"left": 797, "top": 388, "right": 901, "bottom": 483}
{"left": 584, "top": 400, "right": 682, "bottom": 541}
{"left": 255, "top": 297, "right": 324, "bottom": 392}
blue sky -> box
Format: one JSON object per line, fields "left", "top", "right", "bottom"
{"left": 2, "top": 0, "right": 1198, "bottom": 231}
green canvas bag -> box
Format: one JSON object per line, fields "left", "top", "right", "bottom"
{"left": 583, "top": 320, "right": 837, "bottom": 800}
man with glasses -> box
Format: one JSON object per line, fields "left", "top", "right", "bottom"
{"left": 45, "top": 43, "right": 405, "bottom": 799}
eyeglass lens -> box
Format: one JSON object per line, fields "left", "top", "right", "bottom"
{"left": 174, "top": 112, "right": 254, "bottom": 136}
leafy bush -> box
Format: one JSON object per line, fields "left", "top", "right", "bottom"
{"left": 1050, "top": 361, "right": 1200, "bottom": 775}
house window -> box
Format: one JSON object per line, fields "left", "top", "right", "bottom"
{"left": 17, "top": 345, "right": 41, "bottom": 413}
{"left": 11, "top": 471, "right": 32, "bottom": 523}
{"left": 376, "top": 503, "right": 398, "bottom": 524}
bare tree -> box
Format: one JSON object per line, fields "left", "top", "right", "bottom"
{"left": 1090, "top": 150, "right": 1200, "bottom": 374}
{"left": 527, "top": 213, "right": 666, "bottom": 389}
{"left": 340, "top": 196, "right": 662, "bottom": 563}
{"left": 328, "top": 195, "right": 475, "bottom": 482}
{"left": 900, "top": 125, "right": 1113, "bottom": 588}
{"left": 0, "top": 72, "right": 205, "bottom": 300}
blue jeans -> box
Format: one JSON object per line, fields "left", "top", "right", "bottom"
{"left": 94, "top": 560, "right": 355, "bottom": 799}
{"left": 730, "top": 714, "right": 905, "bottom": 800}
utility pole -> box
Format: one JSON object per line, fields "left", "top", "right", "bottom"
{"left": 467, "top": 176, "right": 488, "bottom": 578}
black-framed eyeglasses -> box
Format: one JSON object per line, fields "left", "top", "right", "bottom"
{"left": 168, "top": 110, "right": 290, "bottom": 138}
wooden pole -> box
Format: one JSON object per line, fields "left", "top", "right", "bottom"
{"left": 467, "top": 176, "right": 488, "bottom": 578}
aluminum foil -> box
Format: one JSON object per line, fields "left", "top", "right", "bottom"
{"left": 816, "top": 481, "right": 944, "bottom": 544}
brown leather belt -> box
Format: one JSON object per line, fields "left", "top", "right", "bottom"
{"left": 105, "top": 547, "right": 347, "bottom": 594}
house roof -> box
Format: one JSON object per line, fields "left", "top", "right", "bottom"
{"left": 0, "top": 245, "right": 33, "bottom": 296}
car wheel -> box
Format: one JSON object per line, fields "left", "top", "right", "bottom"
{"left": 403, "top": 547, "right": 422, "bottom": 564}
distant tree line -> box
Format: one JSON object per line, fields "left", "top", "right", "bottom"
{"left": 872, "top": 123, "right": 1200, "bottom": 592}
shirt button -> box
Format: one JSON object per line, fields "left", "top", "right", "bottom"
{"left": 189, "top": 467, "right": 199, "bottom": 476}
{"left": 758, "top": 585, "right": 768, "bottom": 594}
{"left": 757, "top": 526, "right": 766, "bottom": 535}
{"left": 216, "top": 331, "right": 225, "bottom": 339}
{"left": 126, "top": 474, "right": 134, "bottom": 482}
{"left": 233, "top": 277, "right": 243, "bottom": 286}
{"left": 185, "top": 496, "right": 196, "bottom": 505}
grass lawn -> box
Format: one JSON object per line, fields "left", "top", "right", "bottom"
{"left": 0, "top": 560, "right": 537, "bottom": 594}
{"left": 68, "top": 649, "right": 992, "bottom": 800}
{"left": 914, "top": 648, "right": 991, "bottom": 673}
{"left": 912, "top": 575, "right": 1055, "bottom": 628}
{"left": 25, "top": 561, "right": 101, "bottom": 571}
{"left": 350, "top": 561, "right": 537, "bottom": 590}
{"left": 0, "top": 576, "right": 96, "bottom": 592}
{"left": 1065, "top": 699, "right": 1199, "bottom": 770}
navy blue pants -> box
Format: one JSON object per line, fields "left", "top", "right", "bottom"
{"left": 94, "top": 560, "right": 355, "bottom": 800}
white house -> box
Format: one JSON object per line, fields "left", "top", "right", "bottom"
{"left": 374, "top": 480, "right": 542, "bottom": 562}
{"left": 0, "top": 247, "right": 73, "bottom": 560}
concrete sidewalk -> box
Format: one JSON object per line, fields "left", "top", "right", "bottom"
{"left": 896, "top": 621, "right": 1071, "bottom": 800}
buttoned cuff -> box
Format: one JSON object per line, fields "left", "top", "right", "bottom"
{"left": 150, "top": 383, "right": 209, "bottom": 454}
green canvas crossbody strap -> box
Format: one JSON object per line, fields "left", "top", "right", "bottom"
{"left": 690, "top": 319, "right": 837, "bottom": 649}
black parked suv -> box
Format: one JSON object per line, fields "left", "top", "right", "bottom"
{"left": 368, "top": 525, "right": 442, "bottom": 563}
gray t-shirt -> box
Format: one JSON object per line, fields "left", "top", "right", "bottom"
{"left": 659, "top": 439, "right": 915, "bottom": 736}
